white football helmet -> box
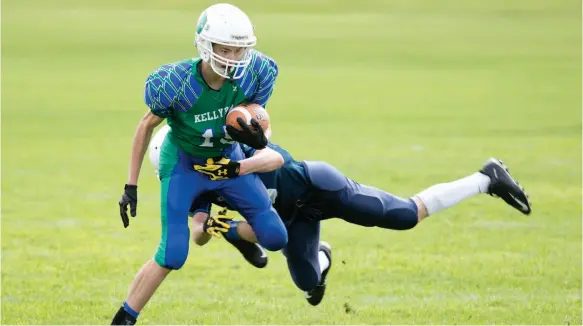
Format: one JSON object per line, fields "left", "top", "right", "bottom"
{"left": 148, "top": 124, "right": 171, "bottom": 177}
{"left": 194, "top": 3, "right": 257, "bottom": 79}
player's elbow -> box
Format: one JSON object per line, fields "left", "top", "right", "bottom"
{"left": 138, "top": 111, "right": 164, "bottom": 131}
{"left": 269, "top": 58, "right": 279, "bottom": 77}
{"left": 272, "top": 152, "right": 284, "bottom": 169}
{"left": 264, "top": 150, "right": 284, "bottom": 172}
{"left": 253, "top": 147, "right": 284, "bottom": 172}
{"left": 263, "top": 146, "right": 284, "bottom": 167}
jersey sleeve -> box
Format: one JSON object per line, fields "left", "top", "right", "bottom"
{"left": 248, "top": 50, "right": 279, "bottom": 108}
{"left": 267, "top": 142, "right": 293, "bottom": 164}
{"left": 240, "top": 142, "right": 293, "bottom": 164}
{"left": 144, "top": 64, "right": 177, "bottom": 118}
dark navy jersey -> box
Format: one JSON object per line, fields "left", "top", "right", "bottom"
{"left": 144, "top": 50, "right": 278, "bottom": 157}
{"left": 240, "top": 142, "right": 311, "bottom": 220}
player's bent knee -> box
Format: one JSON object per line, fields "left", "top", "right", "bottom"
{"left": 253, "top": 208, "right": 288, "bottom": 251}
{"left": 154, "top": 236, "right": 190, "bottom": 270}
{"left": 259, "top": 226, "right": 288, "bottom": 251}
{"left": 387, "top": 199, "right": 419, "bottom": 230}
{"left": 398, "top": 211, "right": 418, "bottom": 230}
{"left": 163, "top": 256, "right": 187, "bottom": 270}
{"left": 351, "top": 192, "right": 419, "bottom": 230}
{"left": 158, "top": 248, "right": 188, "bottom": 270}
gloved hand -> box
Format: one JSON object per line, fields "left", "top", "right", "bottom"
{"left": 226, "top": 117, "right": 268, "bottom": 149}
{"left": 119, "top": 184, "right": 137, "bottom": 228}
{"left": 203, "top": 209, "right": 234, "bottom": 238}
{"left": 194, "top": 157, "right": 241, "bottom": 180}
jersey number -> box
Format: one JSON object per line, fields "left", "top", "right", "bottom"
{"left": 200, "top": 126, "right": 235, "bottom": 147}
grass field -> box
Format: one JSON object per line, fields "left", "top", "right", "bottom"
{"left": 2, "top": 0, "right": 581, "bottom": 324}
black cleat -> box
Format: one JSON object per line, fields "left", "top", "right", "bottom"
{"left": 305, "top": 241, "right": 332, "bottom": 306}
{"left": 479, "top": 158, "right": 532, "bottom": 215}
{"left": 111, "top": 306, "right": 136, "bottom": 325}
{"left": 225, "top": 237, "right": 268, "bottom": 269}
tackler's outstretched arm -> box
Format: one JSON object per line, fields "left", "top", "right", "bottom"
{"left": 239, "top": 146, "right": 284, "bottom": 176}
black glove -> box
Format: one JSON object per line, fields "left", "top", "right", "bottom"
{"left": 226, "top": 117, "right": 268, "bottom": 149}
{"left": 193, "top": 157, "right": 241, "bottom": 180}
{"left": 119, "top": 184, "right": 137, "bottom": 228}
{"left": 203, "top": 209, "right": 234, "bottom": 238}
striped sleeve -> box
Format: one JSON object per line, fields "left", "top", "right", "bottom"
{"left": 144, "top": 61, "right": 201, "bottom": 117}
{"left": 144, "top": 64, "right": 176, "bottom": 118}
{"left": 248, "top": 50, "right": 279, "bottom": 108}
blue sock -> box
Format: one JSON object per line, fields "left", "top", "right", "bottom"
{"left": 123, "top": 301, "right": 140, "bottom": 319}
{"left": 224, "top": 220, "right": 241, "bottom": 241}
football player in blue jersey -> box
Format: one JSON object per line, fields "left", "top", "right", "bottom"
{"left": 112, "top": 4, "right": 286, "bottom": 325}
{"left": 147, "top": 126, "right": 532, "bottom": 307}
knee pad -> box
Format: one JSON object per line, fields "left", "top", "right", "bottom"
{"left": 253, "top": 207, "right": 288, "bottom": 251}
{"left": 345, "top": 187, "right": 419, "bottom": 230}
{"left": 384, "top": 198, "right": 418, "bottom": 230}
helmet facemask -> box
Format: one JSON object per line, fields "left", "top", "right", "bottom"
{"left": 195, "top": 35, "right": 254, "bottom": 80}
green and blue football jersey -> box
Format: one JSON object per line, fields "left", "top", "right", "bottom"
{"left": 144, "top": 50, "right": 278, "bottom": 157}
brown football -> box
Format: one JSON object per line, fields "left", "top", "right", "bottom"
{"left": 226, "top": 103, "right": 270, "bottom": 132}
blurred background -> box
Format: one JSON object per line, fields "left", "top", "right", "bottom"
{"left": 2, "top": 0, "right": 581, "bottom": 324}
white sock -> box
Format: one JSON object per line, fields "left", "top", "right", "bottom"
{"left": 318, "top": 251, "right": 330, "bottom": 273}
{"left": 414, "top": 172, "right": 491, "bottom": 216}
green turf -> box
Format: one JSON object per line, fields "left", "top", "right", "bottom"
{"left": 2, "top": 0, "right": 581, "bottom": 324}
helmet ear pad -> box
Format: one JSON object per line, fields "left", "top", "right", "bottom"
{"left": 195, "top": 35, "right": 212, "bottom": 63}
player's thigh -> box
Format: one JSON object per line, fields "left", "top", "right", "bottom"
{"left": 337, "top": 181, "right": 418, "bottom": 230}
{"left": 218, "top": 174, "right": 287, "bottom": 250}
{"left": 218, "top": 174, "right": 273, "bottom": 217}
{"left": 282, "top": 218, "right": 321, "bottom": 291}
{"left": 303, "top": 161, "right": 349, "bottom": 192}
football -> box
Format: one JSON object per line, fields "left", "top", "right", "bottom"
{"left": 226, "top": 103, "right": 270, "bottom": 132}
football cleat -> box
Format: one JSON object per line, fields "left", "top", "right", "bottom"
{"left": 479, "top": 158, "right": 531, "bottom": 215}
{"left": 305, "top": 241, "right": 332, "bottom": 306}
{"left": 225, "top": 237, "right": 268, "bottom": 269}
